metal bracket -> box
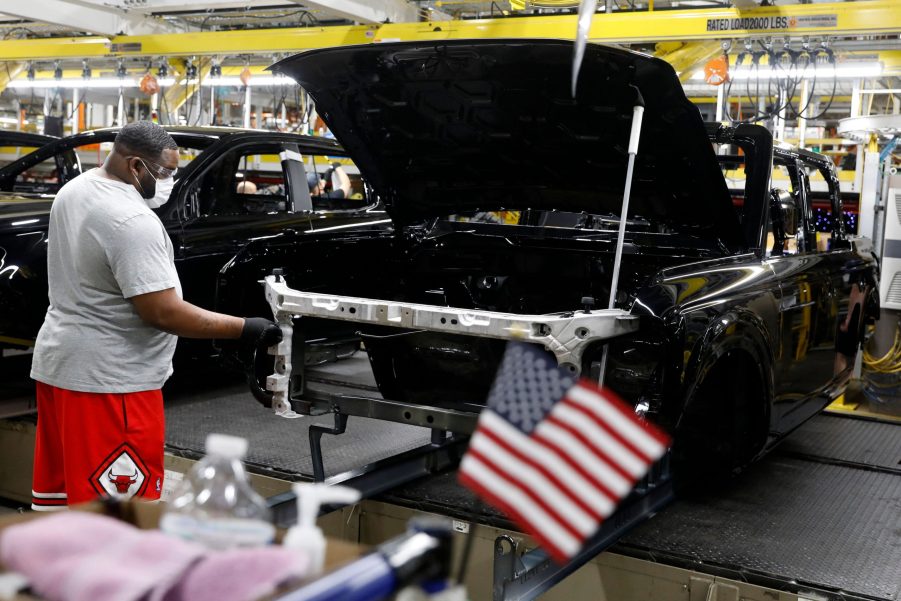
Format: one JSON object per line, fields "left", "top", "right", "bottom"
{"left": 309, "top": 412, "right": 349, "bottom": 482}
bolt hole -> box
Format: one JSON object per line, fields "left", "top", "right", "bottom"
{"left": 451, "top": 319, "right": 458, "bottom": 325}
{"left": 349, "top": 307, "right": 356, "bottom": 314}
{"left": 403, "top": 411, "right": 412, "bottom": 420}
{"left": 576, "top": 327, "right": 589, "bottom": 339}
{"left": 340, "top": 307, "right": 345, "bottom": 312}
{"left": 440, "top": 317, "right": 446, "bottom": 324}
{"left": 426, "top": 415, "right": 434, "bottom": 424}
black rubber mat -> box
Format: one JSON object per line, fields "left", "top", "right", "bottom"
{"left": 778, "top": 413, "right": 901, "bottom": 473}
{"left": 164, "top": 379, "right": 432, "bottom": 479}
{"left": 618, "top": 457, "right": 901, "bottom": 600}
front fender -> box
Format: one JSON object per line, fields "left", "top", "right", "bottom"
{"left": 679, "top": 309, "right": 775, "bottom": 422}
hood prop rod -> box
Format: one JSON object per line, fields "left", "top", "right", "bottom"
{"left": 598, "top": 88, "right": 645, "bottom": 386}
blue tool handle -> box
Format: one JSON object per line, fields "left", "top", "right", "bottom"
{"left": 275, "top": 553, "right": 396, "bottom": 601}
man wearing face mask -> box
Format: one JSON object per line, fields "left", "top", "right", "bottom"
{"left": 29, "top": 121, "right": 281, "bottom": 510}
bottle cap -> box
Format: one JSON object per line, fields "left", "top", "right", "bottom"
{"left": 205, "top": 433, "right": 248, "bottom": 459}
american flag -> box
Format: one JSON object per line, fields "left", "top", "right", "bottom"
{"left": 458, "top": 342, "right": 671, "bottom": 563}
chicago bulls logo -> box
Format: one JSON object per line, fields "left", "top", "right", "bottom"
{"left": 108, "top": 469, "right": 139, "bottom": 494}
{"left": 90, "top": 444, "right": 149, "bottom": 499}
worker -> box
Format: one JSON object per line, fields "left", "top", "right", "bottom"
{"left": 308, "top": 163, "right": 351, "bottom": 199}
{"left": 236, "top": 180, "right": 258, "bottom": 194}
{"left": 29, "top": 121, "right": 282, "bottom": 511}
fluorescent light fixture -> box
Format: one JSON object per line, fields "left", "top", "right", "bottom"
{"left": 691, "top": 63, "right": 883, "bottom": 81}
{"left": 0, "top": 117, "right": 20, "bottom": 125}
{"left": 8, "top": 78, "right": 176, "bottom": 89}
{"left": 11, "top": 219, "right": 39, "bottom": 226}
{"left": 176, "top": 76, "right": 291, "bottom": 87}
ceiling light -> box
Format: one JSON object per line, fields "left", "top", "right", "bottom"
{"left": 9, "top": 78, "right": 176, "bottom": 89}
{"left": 691, "top": 62, "right": 883, "bottom": 81}
{"left": 181, "top": 76, "right": 287, "bottom": 87}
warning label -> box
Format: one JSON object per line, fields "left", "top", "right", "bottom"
{"left": 706, "top": 14, "right": 837, "bottom": 32}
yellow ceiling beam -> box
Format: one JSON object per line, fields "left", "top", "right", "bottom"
{"left": 655, "top": 41, "right": 724, "bottom": 82}
{"left": 0, "top": 1, "right": 896, "bottom": 61}
{"left": 163, "top": 58, "right": 212, "bottom": 113}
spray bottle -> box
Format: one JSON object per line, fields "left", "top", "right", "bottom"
{"left": 283, "top": 482, "right": 362, "bottom": 576}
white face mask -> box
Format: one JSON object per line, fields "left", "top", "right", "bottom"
{"left": 145, "top": 176, "right": 174, "bottom": 209}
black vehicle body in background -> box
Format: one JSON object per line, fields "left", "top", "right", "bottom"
{"left": 219, "top": 39, "right": 878, "bottom": 477}
{"left": 0, "top": 130, "right": 57, "bottom": 172}
{"left": 0, "top": 126, "right": 386, "bottom": 358}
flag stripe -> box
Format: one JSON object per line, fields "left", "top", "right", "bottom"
{"left": 534, "top": 419, "right": 633, "bottom": 498}
{"left": 576, "top": 380, "right": 673, "bottom": 448}
{"left": 474, "top": 418, "right": 603, "bottom": 524}
{"left": 541, "top": 413, "right": 636, "bottom": 491}
{"left": 457, "top": 468, "right": 571, "bottom": 564}
{"left": 553, "top": 401, "right": 648, "bottom": 478}
{"left": 465, "top": 445, "right": 587, "bottom": 541}
{"left": 567, "top": 384, "right": 668, "bottom": 460}
{"left": 560, "top": 396, "right": 654, "bottom": 466}
{"left": 479, "top": 411, "right": 615, "bottom": 518}
{"left": 459, "top": 454, "right": 579, "bottom": 560}
{"left": 528, "top": 433, "right": 620, "bottom": 516}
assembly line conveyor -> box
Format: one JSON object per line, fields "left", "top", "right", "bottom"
{"left": 160, "top": 360, "right": 901, "bottom": 601}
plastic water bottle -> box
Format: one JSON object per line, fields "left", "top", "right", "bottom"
{"left": 160, "top": 433, "right": 275, "bottom": 549}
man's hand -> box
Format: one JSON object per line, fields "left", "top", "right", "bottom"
{"left": 241, "top": 318, "right": 283, "bottom": 348}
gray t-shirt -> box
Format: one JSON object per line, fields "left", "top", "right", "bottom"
{"left": 31, "top": 169, "right": 182, "bottom": 393}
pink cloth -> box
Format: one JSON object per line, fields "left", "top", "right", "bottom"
{"left": 0, "top": 512, "right": 309, "bottom": 601}
{"left": 162, "top": 547, "right": 309, "bottom": 601}
{"left": 0, "top": 512, "right": 205, "bottom": 601}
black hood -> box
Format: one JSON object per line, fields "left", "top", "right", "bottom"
{"left": 273, "top": 39, "right": 742, "bottom": 248}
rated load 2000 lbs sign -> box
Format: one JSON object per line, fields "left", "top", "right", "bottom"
{"left": 706, "top": 14, "right": 837, "bottom": 32}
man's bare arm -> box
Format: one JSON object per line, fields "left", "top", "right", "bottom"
{"left": 131, "top": 288, "right": 244, "bottom": 339}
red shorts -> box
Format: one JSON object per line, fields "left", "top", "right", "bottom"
{"left": 32, "top": 382, "right": 165, "bottom": 511}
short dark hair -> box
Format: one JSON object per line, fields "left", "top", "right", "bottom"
{"left": 113, "top": 121, "right": 177, "bottom": 161}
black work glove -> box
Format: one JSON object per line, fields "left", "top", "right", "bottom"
{"left": 240, "top": 317, "right": 283, "bottom": 348}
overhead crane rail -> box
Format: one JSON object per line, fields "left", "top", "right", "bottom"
{"left": 0, "top": 0, "right": 898, "bottom": 61}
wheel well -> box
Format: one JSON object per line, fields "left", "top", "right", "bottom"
{"left": 677, "top": 348, "right": 769, "bottom": 476}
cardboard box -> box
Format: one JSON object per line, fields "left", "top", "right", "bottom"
{"left": 0, "top": 500, "right": 365, "bottom": 601}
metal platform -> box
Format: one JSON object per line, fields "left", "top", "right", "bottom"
{"left": 163, "top": 357, "right": 433, "bottom": 481}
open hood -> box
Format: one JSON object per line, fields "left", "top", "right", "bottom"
{"left": 273, "top": 39, "right": 743, "bottom": 248}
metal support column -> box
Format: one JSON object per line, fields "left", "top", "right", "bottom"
{"left": 243, "top": 84, "right": 251, "bottom": 129}
{"left": 798, "top": 79, "right": 810, "bottom": 149}
{"left": 116, "top": 89, "right": 125, "bottom": 126}
{"left": 70, "top": 88, "right": 79, "bottom": 134}
{"left": 715, "top": 82, "right": 725, "bottom": 123}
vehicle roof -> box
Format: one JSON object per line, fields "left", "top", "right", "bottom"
{"left": 0, "top": 126, "right": 345, "bottom": 181}
{"left": 0, "top": 130, "right": 58, "bottom": 147}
